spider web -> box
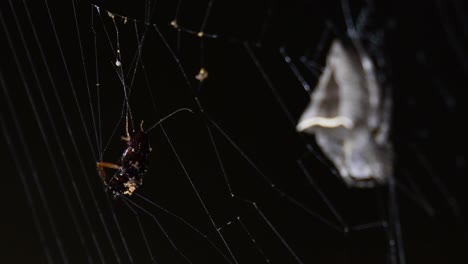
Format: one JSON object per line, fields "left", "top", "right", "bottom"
{"left": 0, "top": 0, "right": 466, "bottom": 263}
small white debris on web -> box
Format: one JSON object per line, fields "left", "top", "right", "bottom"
{"left": 197, "top": 31, "right": 204, "bottom": 38}
{"left": 170, "top": 20, "right": 179, "bottom": 29}
{"left": 196, "top": 68, "right": 208, "bottom": 82}
{"left": 107, "top": 11, "right": 115, "bottom": 19}
{"left": 115, "top": 49, "right": 122, "bottom": 66}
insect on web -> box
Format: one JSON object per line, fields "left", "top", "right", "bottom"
{"left": 0, "top": 0, "right": 465, "bottom": 264}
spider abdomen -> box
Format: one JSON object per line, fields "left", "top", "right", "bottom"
{"left": 106, "top": 131, "right": 151, "bottom": 195}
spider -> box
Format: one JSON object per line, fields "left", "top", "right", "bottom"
{"left": 97, "top": 119, "right": 151, "bottom": 196}
{"left": 96, "top": 108, "right": 193, "bottom": 196}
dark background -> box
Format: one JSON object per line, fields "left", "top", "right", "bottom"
{"left": 1, "top": 0, "right": 466, "bottom": 263}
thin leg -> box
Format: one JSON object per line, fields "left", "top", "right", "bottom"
{"left": 96, "top": 162, "right": 121, "bottom": 180}
{"left": 145, "top": 108, "right": 194, "bottom": 132}
{"left": 121, "top": 116, "right": 131, "bottom": 142}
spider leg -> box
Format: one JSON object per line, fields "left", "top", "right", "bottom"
{"left": 121, "top": 115, "right": 131, "bottom": 142}
{"left": 140, "top": 120, "right": 144, "bottom": 131}
{"left": 96, "top": 162, "right": 121, "bottom": 180}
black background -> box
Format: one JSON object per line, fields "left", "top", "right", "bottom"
{"left": 1, "top": 0, "right": 466, "bottom": 263}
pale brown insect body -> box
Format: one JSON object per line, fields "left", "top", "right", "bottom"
{"left": 297, "top": 40, "right": 392, "bottom": 188}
